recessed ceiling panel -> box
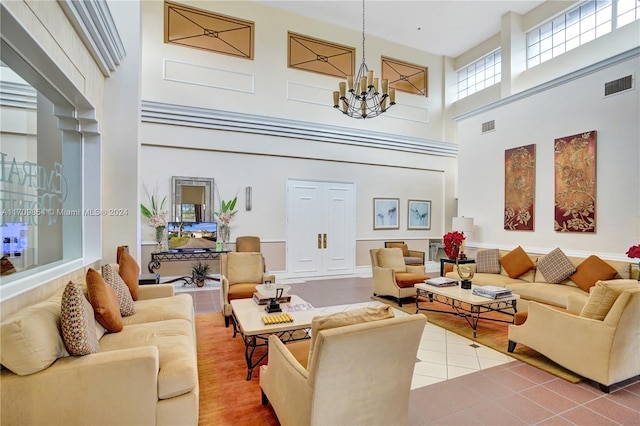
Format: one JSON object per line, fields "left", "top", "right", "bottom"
{"left": 288, "top": 32, "right": 355, "bottom": 78}
{"left": 165, "top": 1, "right": 254, "bottom": 60}
{"left": 381, "top": 56, "right": 428, "bottom": 97}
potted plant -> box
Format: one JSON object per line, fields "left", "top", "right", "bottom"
{"left": 443, "top": 231, "right": 465, "bottom": 259}
{"left": 191, "top": 261, "right": 211, "bottom": 287}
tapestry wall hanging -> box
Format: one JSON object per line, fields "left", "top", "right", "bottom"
{"left": 381, "top": 56, "right": 428, "bottom": 96}
{"left": 554, "top": 130, "right": 597, "bottom": 233}
{"left": 504, "top": 144, "right": 536, "bottom": 231}
{"left": 164, "top": 1, "right": 254, "bottom": 60}
{"left": 287, "top": 32, "right": 355, "bottom": 78}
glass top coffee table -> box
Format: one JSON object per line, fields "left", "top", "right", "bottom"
{"left": 230, "top": 295, "right": 318, "bottom": 380}
{"left": 414, "top": 282, "right": 519, "bottom": 337}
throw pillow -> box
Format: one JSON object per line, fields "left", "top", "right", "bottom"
{"left": 118, "top": 251, "right": 140, "bottom": 300}
{"left": 580, "top": 280, "right": 639, "bottom": 320}
{"left": 570, "top": 255, "right": 618, "bottom": 292}
{"left": 61, "top": 281, "right": 101, "bottom": 356}
{"left": 116, "top": 245, "right": 129, "bottom": 263}
{"left": 227, "top": 253, "right": 263, "bottom": 284}
{"left": 377, "top": 248, "right": 406, "bottom": 273}
{"left": 499, "top": 246, "right": 535, "bottom": 279}
{"left": 101, "top": 264, "right": 136, "bottom": 317}
{"left": 476, "top": 249, "right": 501, "bottom": 274}
{"left": 537, "top": 248, "right": 576, "bottom": 284}
{"left": 386, "top": 242, "right": 410, "bottom": 257}
{"left": 86, "top": 268, "right": 123, "bottom": 332}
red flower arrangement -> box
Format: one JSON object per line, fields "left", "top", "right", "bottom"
{"left": 443, "top": 231, "right": 465, "bottom": 259}
{"left": 627, "top": 244, "right": 640, "bottom": 259}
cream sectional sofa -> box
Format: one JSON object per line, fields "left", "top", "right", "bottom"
{"left": 1, "top": 277, "right": 199, "bottom": 425}
{"left": 446, "top": 248, "right": 633, "bottom": 311}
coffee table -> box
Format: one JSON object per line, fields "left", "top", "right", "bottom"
{"left": 230, "top": 295, "right": 318, "bottom": 380}
{"left": 414, "top": 283, "right": 519, "bottom": 337}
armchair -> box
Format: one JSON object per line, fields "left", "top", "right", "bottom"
{"left": 508, "top": 281, "right": 640, "bottom": 392}
{"left": 260, "top": 308, "right": 425, "bottom": 426}
{"left": 235, "top": 236, "right": 261, "bottom": 252}
{"left": 220, "top": 252, "right": 275, "bottom": 327}
{"left": 384, "top": 241, "right": 425, "bottom": 265}
{"left": 370, "top": 248, "right": 429, "bottom": 306}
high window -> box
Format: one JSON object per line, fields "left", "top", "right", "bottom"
{"left": 527, "top": 0, "right": 639, "bottom": 68}
{"left": 457, "top": 50, "right": 502, "bottom": 100}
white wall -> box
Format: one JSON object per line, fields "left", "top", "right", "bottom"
{"left": 456, "top": 53, "right": 640, "bottom": 260}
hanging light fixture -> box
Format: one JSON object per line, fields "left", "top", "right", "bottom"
{"left": 332, "top": 0, "right": 395, "bottom": 119}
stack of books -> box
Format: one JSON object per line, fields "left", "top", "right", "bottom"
{"left": 472, "top": 285, "right": 513, "bottom": 299}
{"left": 425, "top": 277, "right": 458, "bottom": 287}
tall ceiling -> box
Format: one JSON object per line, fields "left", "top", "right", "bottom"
{"left": 258, "top": 0, "right": 545, "bottom": 57}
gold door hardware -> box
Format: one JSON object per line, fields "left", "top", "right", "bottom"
{"left": 317, "top": 233, "right": 322, "bottom": 249}
{"left": 323, "top": 233, "right": 327, "bottom": 249}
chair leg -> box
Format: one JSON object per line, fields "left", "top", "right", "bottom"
{"left": 507, "top": 340, "right": 516, "bottom": 353}
{"left": 261, "top": 389, "right": 269, "bottom": 405}
{"left": 225, "top": 315, "right": 230, "bottom": 328}
{"left": 598, "top": 383, "right": 610, "bottom": 393}
{"left": 397, "top": 297, "right": 403, "bottom": 307}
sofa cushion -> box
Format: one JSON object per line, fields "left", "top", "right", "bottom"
{"left": 377, "top": 248, "right": 406, "bottom": 273}
{"left": 570, "top": 255, "right": 618, "bottom": 292}
{"left": 227, "top": 283, "right": 260, "bottom": 300}
{"left": 61, "top": 281, "right": 101, "bottom": 356}
{"left": 118, "top": 251, "right": 140, "bottom": 300}
{"left": 102, "top": 264, "right": 136, "bottom": 317}
{"left": 0, "top": 296, "right": 70, "bottom": 375}
{"left": 98, "top": 318, "right": 198, "bottom": 399}
{"left": 227, "top": 253, "right": 263, "bottom": 284}
{"left": 87, "top": 268, "right": 124, "bottom": 333}
{"left": 580, "top": 280, "right": 639, "bottom": 320}
{"left": 476, "top": 249, "right": 501, "bottom": 274}
{"left": 386, "top": 242, "right": 409, "bottom": 257}
{"left": 507, "top": 282, "right": 588, "bottom": 308}
{"left": 500, "top": 246, "right": 536, "bottom": 279}
{"left": 537, "top": 248, "right": 576, "bottom": 284}
{"left": 123, "top": 294, "right": 194, "bottom": 326}
{"left": 395, "top": 272, "right": 428, "bottom": 288}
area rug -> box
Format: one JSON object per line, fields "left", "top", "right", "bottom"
{"left": 195, "top": 313, "right": 279, "bottom": 425}
{"left": 372, "top": 295, "right": 584, "bottom": 383}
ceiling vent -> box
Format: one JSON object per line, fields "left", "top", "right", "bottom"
{"left": 482, "top": 120, "right": 495, "bottom": 134}
{"left": 604, "top": 75, "right": 633, "bottom": 97}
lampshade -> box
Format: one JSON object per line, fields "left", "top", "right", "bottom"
{"left": 452, "top": 217, "right": 474, "bottom": 240}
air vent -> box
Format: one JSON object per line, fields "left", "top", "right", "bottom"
{"left": 604, "top": 75, "right": 633, "bottom": 96}
{"left": 482, "top": 120, "right": 495, "bottom": 134}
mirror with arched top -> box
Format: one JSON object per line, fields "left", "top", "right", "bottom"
{"left": 171, "top": 176, "right": 214, "bottom": 223}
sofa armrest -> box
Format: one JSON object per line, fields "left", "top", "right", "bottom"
{"left": 1, "top": 346, "right": 160, "bottom": 425}
{"left": 137, "top": 283, "right": 175, "bottom": 300}
{"left": 262, "top": 273, "right": 276, "bottom": 283}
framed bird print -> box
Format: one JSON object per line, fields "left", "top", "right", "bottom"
{"left": 407, "top": 200, "right": 431, "bottom": 230}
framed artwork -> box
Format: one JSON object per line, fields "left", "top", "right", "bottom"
{"left": 407, "top": 200, "right": 431, "bottom": 230}
{"left": 504, "top": 144, "right": 536, "bottom": 231}
{"left": 554, "top": 130, "right": 597, "bottom": 233}
{"left": 288, "top": 32, "right": 355, "bottom": 78}
{"left": 373, "top": 198, "right": 399, "bottom": 230}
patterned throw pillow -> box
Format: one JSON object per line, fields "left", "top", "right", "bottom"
{"left": 476, "top": 249, "right": 501, "bottom": 274}
{"left": 61, "top": 281, "right": 101, "bottom": 356}
{"left": 102, "top": 264, "right": 136, "bottom": 317}
{"left": 499, "top": 246, "right": 535, "bottom": 279}
{"left": 570, "top": 255, "right": 619, "bottom": 292}
{"left": 537, "top": 248, "right": 576, "bottom": 284}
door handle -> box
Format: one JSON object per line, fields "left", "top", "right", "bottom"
{"left": 317, "top": 233, "right": 322, "bottom": 249}
{"left": 323, "top": 233, "right": 327, "bottom": 249}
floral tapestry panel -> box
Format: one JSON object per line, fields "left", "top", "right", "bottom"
{"left": 554, "top": 131, "right": 597, "bottom": 233}
{"left": 504, "top": 144, "right": 536, "bottom": 231}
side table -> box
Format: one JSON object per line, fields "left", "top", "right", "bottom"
{"left": 440, "top": 258, "right": 475, "bottom": 277}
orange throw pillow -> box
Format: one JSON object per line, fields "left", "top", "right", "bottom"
{"left": 500, "top": 246, "right": 535, "bottom": 279}
{"left": 86, "top": 268, "right": 123, "bottom": 332}
{"left": 570, "top": 255, "right": 618, "bottom": 292}
{"left": 118, "top": 251, "right": 140, "bottom": 300}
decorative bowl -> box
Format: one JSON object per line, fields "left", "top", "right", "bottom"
{"left": 255, "top": 284, "right": 291, "bottom": 298}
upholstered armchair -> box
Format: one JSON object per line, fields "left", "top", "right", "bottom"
{"left": 220, "top": 252, "right": 275, "bottom": 327}
{"left": 370, "top": 248, "right": 429, "bottom": 306}
{"left": 508, "top": 280, "right": 640, "bottom": 392}
{"left": 260, "top": 306, "right": 425, "bottom": 426}
{"left": 235, "top": 236, "right": 261, "bottom": 252}
{"left": 384, "top": 241, "right": 425, "bottom": 265}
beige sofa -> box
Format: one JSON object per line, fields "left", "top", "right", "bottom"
{"left": 446, "top": 248, "right": 632, "bottom": 311}
{"left": 1, "top": 278, "right": 199, "bottom": 425}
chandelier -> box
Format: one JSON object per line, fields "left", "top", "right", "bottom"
{"left": 332, "top": 0, "right": 395, "bottom": 119}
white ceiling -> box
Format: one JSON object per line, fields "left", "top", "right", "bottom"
{"left": 259, "top": 0, "right": 545, "bottom": 57}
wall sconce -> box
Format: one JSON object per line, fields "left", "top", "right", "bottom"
{"left": 245, "top": 186, "right": 252, "bottom": 211}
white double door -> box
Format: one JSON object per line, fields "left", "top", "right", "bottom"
{"left": 286, "top": 179, "right": 355, "bottom": 278}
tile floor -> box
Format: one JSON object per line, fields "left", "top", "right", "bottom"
{"left": 174, "top": 275, "right": 640, "bottom": 425}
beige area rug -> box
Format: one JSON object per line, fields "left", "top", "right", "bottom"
{"left": 373, "top": 295, "right": 584, "bottom": 384}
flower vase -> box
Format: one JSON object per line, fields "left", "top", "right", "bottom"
{"left": 155, "top": 226, "right": 168, "bottom": 252}
{"left": 446, "top": 246, "right": 460, "bottom": 260}
{"left": 219, "top": 225, "right": 230, "bottom": 245}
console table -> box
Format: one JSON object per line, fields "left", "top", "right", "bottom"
{"left": 148, "top": 250, "right": 229, "bottom": 273}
